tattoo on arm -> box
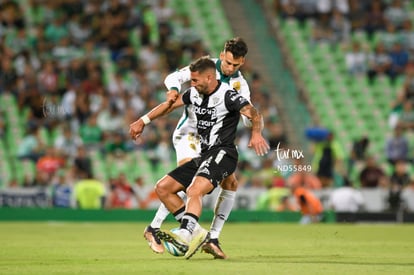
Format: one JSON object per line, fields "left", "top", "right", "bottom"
{"left": 240, "top": 105, "right": 263, "bottom": 132}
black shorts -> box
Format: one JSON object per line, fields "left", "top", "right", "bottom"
{"left": 168, "top": 146, "right": 238, "bottom": 192}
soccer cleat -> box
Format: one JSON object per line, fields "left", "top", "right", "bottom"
{"left": 202, "top": 238, "right": 227, "bottom": 259}
{"left": 184, "top": 227, "right": 210, "bottom": 260}
{"left": 143, "top": 226, "right": 164, "bottom": 254}
{"left": 156, "top": 229, "right": 189, "bottom": 254}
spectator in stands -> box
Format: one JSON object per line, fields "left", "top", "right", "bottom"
{"left": 36, "top": 146, "right": 65, "bottom": 182}
{"left": 366, "top": 42, "right": 392, "bottom": 84}
{"left": 38, "top": 60, "right": 58, "bottom": 94}
{"left": 267, "top": 122, "right": 288, "bottom": 150}
{"left": 152, "top": 0, "right": 174, "bottom": 48}
{"left": 107, "top": 173, "right": 136, "bottom": 209}
{"left": 0, "top": 57, "right": 18, "bottom": 93}
{"left": 392, "top": 66, "right": 414, "bottom": 109}
{"left": 348, "top": 136, "right": 370, "bottom": 175}
{"left": 279, "top": 0, "right": 317, "bottom": 26}
{"left": 74, "top": 85, "right": 91, "bottom": 125}
{"left": 401, "top": 19, "right": 414, "bottom": 54}
{"left": 316, "top": 0, "right": 349, "bottom": 15}
{"left": 51, "top": 169, "right": 73, "bottom": 208}
{"left": 256, "top": 181, "right": 293, "bottom": 211}
{"left": 73, "top": 146, "right": 92, "bottom": 180}
{"left": 359, "top": 155, "right": 388, "bottom": 188}
{"left": 385, "top": 124, "right": 409, "bottom": 165}
{"left": 311, "top": 13, "right": 334, "bottom": 46}
{"left": 378, "top": 22, "right": 400, "bottom": 51}
{"left": 97, "top": 101, "right": 124, "bottom": 134}
{"left": 388, "top": 42, "right": 409, "bottom": 83}
{"left": 329, "top": 9, "right": 351, "bottom": 45}
{"left": 387, "top": 159, "right": 410, "bottom": 211}
{"left": 54, "top": 124, "right": 83, "bottom": 159}
{"left": 79, "top": 113, "right": 103, "bottom": 148}
{"left": 328, "top": 177, "right": 364, "bottom": 213}
{"left": 74, "top": 171, "right": 106, "bottom": 209}
{"left": 291, "top": 184, "right": 324, "bottom": 224}
{"left": 383, "top": 0, "right": 408, "bottom": 30}
{"left": 19, "top": 86, "right": 47, "bottom": 129}
{"left": 17, "top": 125, "right": 46, "bottom": 162}
{"left": 397, "top": 101, "right": 414, "bottom": 131}
{"left": 312, "top": 132, "right": 345, "bottom": 188}
{"left": 401, "top": 177, "right": 414, "bottom": 212}
{"left": 68, "top": 13, "right": 91, "bottom": 46}
{"left": 44, "top": 15, "right": 69, "bottom": 44}
{"left": 364, "top": 1, "right": 386, "bottom": 41}
{"left": 345, "top": 40, "right": 367, "bottom": 76}
{"left": 348, "top": 0, "right": 366, "bottom": 33}
{"left": 103, "top": 131, "right": 129, "bottom": 157}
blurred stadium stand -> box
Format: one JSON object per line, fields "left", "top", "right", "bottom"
{"left": 1, "top": 0, "right": 414, "bottom": 218}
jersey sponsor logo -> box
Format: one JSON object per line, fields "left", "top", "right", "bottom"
{"left": 199, "top": 136, "right": 222, "bottom": 147}
{"left": 193, "top": 106, "right": 217, "bottom": 118}
{"left": 198, "top": 120, "right": 216, "bottom": 128}
{"left": 232, "top": 81, "right": 241, "bottom": 91}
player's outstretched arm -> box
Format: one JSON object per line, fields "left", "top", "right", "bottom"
{"left": 129, "top": 94, "right": 184, "bottom": 140}
{"left": 239, "top": 104, "right": 270, "bottom": 156}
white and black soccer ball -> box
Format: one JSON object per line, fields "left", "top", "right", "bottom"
{"left": 163, "top": 240, "right": 185, "bottom": 257}
{"left": 163, "top": 228, "right": 185, "bottom": 257}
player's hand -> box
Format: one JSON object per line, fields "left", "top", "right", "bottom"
{"left": 248, "top": 133, "right": 270, "bottom": 156}
{"left": 166, "top": 90, "right": 179, "bottom": 105}
{"left": 129, "top": 119, "right": 145, "bottom": 140}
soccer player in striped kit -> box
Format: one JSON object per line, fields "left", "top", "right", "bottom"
{"left": 130, "top": 56, "right": 269, "bottom": 259}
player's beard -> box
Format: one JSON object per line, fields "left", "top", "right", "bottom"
{"left": 195, "top": 83, "right": 209, "bottom": 95}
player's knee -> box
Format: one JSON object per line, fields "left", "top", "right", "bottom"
{"left": 186, "top": 178, "right": 212, "bottom": 198}
{"left": 220, "top": 175, "right": 238, "bottom": 191}
{"left": 155, "top": 177, "right": 170, "bottom": 198}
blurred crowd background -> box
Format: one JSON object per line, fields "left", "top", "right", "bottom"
{"left": 0, "top": 0, "right": 413, "bottom": 212}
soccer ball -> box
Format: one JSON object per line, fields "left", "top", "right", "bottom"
{"left": 163, "top": 228, "right": 185, "bottom": 257}
{"left": 163, "top": 240, "right": 185, "bottom": 257}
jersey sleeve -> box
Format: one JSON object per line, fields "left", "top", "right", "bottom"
{"left": 224, "top": 89, "right": 250, "bottom": 112}
{"left": 233, "top": 73, "right": 252, "bottom": 127}
{"left": 164, "top": 66, "right": 191, "bottom": 92}
{"left": 238, "top": 74, "right": 251, "bottom": 103}
{"left": 181, "top": 88, "right": 192, "bottom": 105}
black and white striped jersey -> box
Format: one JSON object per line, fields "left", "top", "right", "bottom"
{"left": 181, "top": 81, "right": 250, "bottom": 153}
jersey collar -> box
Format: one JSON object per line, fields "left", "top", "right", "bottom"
{"left": 216, "top": 60, "right": 239, "bottom": 84}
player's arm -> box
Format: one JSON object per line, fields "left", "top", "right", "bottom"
{"left": 129, "top": 94, "right": 184, "bottom": 140}
{"left": 238, "top": 77, "right": 254, "bottom": 127}
{"left": 164, "top": 65, "right": 191, "bottom": 93}
{"left": 239, "top": 104, "right": 269, "bottom": 156}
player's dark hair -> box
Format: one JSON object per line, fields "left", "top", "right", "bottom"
{"left": 189, "top": 56, "right": 216, "bottom": 73}
{"left": 224, "top": 37, "right": 248, "bottom": 58}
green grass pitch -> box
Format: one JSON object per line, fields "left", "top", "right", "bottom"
{"left": 0, "top": 222, "right": 413, "bottom": 275}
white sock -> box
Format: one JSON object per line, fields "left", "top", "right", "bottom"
{"left": 150, "top": 191, "right": 187, "bottom": 229}
{"left": 209, "top": 189, "right": 236, "bottom": 239}
{"left": 150, "top": 203, "right": 170, "bottom": 229}
{"left": 181, "top": 213, "right": 198, "bottom": 234}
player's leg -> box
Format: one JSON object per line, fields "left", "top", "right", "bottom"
{"left": 202, "top": 173, "right": 237, "bottom": 259}
{"left": 143, "top": 130, "right": 196, "bottom": 253}
{"left": 144, "top": 191, "right": 186, "bottom": 253}
{"left": 158, "top": 148, "right": 238, "bottom": 259}
{"left": 155, "top": 176, "right": 212, "bottom": 258}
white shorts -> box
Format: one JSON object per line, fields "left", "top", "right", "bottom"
{"left": 172, "top": 131, "right": 201, "bottom": 164}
